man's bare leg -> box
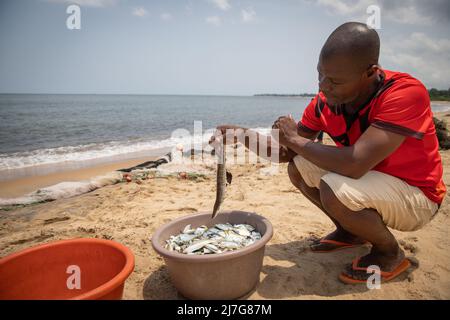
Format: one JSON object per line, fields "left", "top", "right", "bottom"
{"left": 288, "top": 161, "right": 405, "bottom": 277}
{"left": 319, "top": 179, "right": 405, "bottom": 278}
{"left": 287, "top": 162, "right": 366, "bottom": 251}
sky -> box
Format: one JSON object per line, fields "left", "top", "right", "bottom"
{"left": 0, "top": 0, "right": 449, "bottom": 95}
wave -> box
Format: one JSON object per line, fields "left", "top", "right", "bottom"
{"left": 0, "top": 127, "right": 272, "bottom": 171}
{"left": 431, "top": 101, "right": 450, "bottom": 112}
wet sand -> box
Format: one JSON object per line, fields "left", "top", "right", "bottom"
{"left": 0, "top": 157, "right": 157, "bottom": 198}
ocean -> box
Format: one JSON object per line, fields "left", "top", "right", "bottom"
{"left": 1, "top": 94, "right": 449, "bottom": 205}
{"left": 0, "top": 94, "right": 313, "bottom": 179}
{"left": 1, "top": 94, "right": 450, "bottom": 182}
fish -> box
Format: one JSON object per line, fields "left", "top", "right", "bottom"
{"left": 183, "top": 239, "right": 215, "bottom": 254}
{"left": 211, "top": 143, "right": 232, "bottom": 219}
{"left": 164, "top": 222, "right": 262, "bottom": 255}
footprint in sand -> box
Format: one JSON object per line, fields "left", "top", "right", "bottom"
{"left": 424, "top": 270, "right": 440, "bottom": 281}
{"left": 77, "top": 226, "right": 96, "bottom": 234}
{"left": 163, "top": 207, "right": 197, "bottom": 213}
{"left": 9, "top": 232, "right": 54, "bottom": 245}
{"left": 399, "top": 239, "right": 419, "bottom": 254}
{"left": 43, "top": 216, "right": 70, "bottom": 225}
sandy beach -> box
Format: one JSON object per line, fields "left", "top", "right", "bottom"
{"left": 1, "top": 113, "right": 449, "bottom": 300}
{"left": 0, "top": 157, "right": 159, "bottom": 199}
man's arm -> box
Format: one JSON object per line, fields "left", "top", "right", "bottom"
{"left": 213, "top": 125, "right": 319, "bottom": 163}
{"left": 278, "top": 126, "right": 320, "bottom": 162}
{"left": 284, "top": 124, "right": 405, "bottom": 178}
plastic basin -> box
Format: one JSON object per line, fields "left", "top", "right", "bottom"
{"left": 0, "top": 238, "right": 134, "bottom": 300}
{"left": 152, "top": 211, "right": 273, "bottom": 300}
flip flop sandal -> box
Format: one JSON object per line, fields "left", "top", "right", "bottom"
{"left": 339, "top": 257, "right": 411, "bottom": 284}
{"left": 311, "top": 239, "right": 369, "bottom": 253}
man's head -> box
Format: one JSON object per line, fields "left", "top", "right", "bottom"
{"left": 318, "top": 22, "right": 381, "bottom": 107}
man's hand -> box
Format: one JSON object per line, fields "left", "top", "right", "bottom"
{"left": 272, "top": 115, "right": 300, "bottom": 147}
{"left": 209, "top": 125, "right": 246, "bottom": 146}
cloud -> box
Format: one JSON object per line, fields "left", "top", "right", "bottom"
{"left": 241, "top": 8, "right": 256, "bottom": 23}
{"left": 132, "top": 7, "right": 148, "bottom": 17}
{"left": 206, "top": 15, "right": 221, "bottom": 26}
{"left": 185, "top": 0, "right": 194, "bottom": 15}
{"left": 382, "top": 33, "right": 450, "bottom": 88}
{"left": 306, "top": 0, "right": 450, "bottom": 25}
{"left": 311, "top": 0, "right": 370, "bottom": 16}
{"left": 208, "top": 0, "right": 231, "bottom": 11}
{"left": 160, "top": 13, "right": 173, "bottom": 21}
{"left": 46, "top": 0, "right": 118, "bottom": 7}
{"left": 382, "top": 0, "right": 450, "bottom": 24}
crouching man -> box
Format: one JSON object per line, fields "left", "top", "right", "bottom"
{"left": 213, "top": 22, "right": 446, "bottom": 284}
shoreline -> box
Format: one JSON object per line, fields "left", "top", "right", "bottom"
{"left": 1, "top": 109, "right": 449, "bottom": 200}
{"left": 0, "top": 147, "right": 172, "bottom": 182}
{"left": 0, "top": 156, "right": 157, "bottom": 199}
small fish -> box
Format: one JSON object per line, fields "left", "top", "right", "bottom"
{"left": 176, "top": 233, "right": 198, "bottom": 244}
{"left": 215, "top": 223, "right": 233, "bottom": 231}
{"left": 211, "top": 143, "right": 232, "bottom": 219}
{"left": 164, "top": 222, "right": 262, "bottom": 254}
{"left": 183, "top": 239, "right": 215, "bottom": 254}
{"left": 183, "top": 224, "right": 195, "bottom": 234}
{"left": 233, "top": 225, "right": 251, "bottom": 237}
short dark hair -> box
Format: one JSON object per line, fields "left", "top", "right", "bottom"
{"left": 320, "top": 22, "right": 380, "bottom": 71}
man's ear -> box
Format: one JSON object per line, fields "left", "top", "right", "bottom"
{"left": 366, "top": 64, "right": 380, "bottom": 78}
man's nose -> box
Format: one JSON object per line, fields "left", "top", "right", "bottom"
{"left": 318, "top": 76, "right": 331, "bottom": 93}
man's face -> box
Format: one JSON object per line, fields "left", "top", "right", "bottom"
{"left": 317, "top": 54, "right": 370, "bottom": 107}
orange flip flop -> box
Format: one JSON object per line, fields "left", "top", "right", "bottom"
{"left": 339, "top": 257, "right": 411, "bottom": 284}
{"left": 311, "top": 239, "right": 369, "bottom": 253}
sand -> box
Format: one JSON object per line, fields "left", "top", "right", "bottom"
{"left": 1, "top": 114, "right": 449, "bottom": 300}
{"left": 0, "top": 157, "right": 157, "bottom": 198}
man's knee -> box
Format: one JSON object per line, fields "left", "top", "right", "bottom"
{"left": 288, "top": 161, "right": 319, "bottom": 201}
{"left": 288, "top": 160, "right": 312, "bottom": 191}
{"left": 287, "top": 160, "right": 303, "bottom": 187}
{"left": 319, "top": 179, "right": 347, "bottom": 219}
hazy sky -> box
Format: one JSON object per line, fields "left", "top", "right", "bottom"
{"left": 0, "top": 0, "right": 449, "bottom": 95}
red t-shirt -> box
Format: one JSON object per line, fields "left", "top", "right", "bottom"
{"left": 299, "top": 69, "right": 446, "bottom": 205}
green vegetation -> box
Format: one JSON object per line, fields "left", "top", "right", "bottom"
{"left": 255, "top": 89, "right": 450, "bottom": 101}
{"left": 433, "top": 117, "right": 450, "bottom": 150}
{"left": 429, "top": 88, "right": 450, "bottom": 101}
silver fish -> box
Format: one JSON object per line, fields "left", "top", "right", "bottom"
{"left": 211, "top": 143, "right": 232, "bottom": 219}
{"left": 164, "top": 222, "right": 262, "bottom": 254}
{"left": 183, "top": 239, "right": 215, "bottom": 254}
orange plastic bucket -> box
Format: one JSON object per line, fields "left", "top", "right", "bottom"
{"left": 0, "top": 238, "right": 134, "bottom": 300}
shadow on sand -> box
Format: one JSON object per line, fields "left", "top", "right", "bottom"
{"left": 256, "top": 238, "right": 417, "bottom": 299}
{"left": 142, "top": 238, "right": 417, "bottom": 300}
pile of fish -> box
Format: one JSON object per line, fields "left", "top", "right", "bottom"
{"left": 165, "top": 223, "right": 262, "bottom": 255}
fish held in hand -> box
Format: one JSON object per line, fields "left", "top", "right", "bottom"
{"left": 211, "top": 143, "right": 232, "bottom": 219}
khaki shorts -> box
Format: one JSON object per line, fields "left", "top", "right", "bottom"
{"left": 293, "top": 155, "right": 439, "bottom": 232}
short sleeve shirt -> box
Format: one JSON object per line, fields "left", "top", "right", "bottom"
{"left": 299, "top": 69, "right": 446, "bottom": 204}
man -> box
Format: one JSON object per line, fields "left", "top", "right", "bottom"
{"left": 212, "top": 22, "right": 446, "bottom": 284}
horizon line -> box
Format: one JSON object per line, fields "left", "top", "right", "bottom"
{"left": 0, "top": 92, "right": 317, "bottom": 97}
